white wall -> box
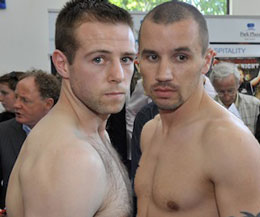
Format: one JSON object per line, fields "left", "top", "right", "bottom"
{"left": 231, "top": 0, "right": 260, "bottom": 15}
{"left": 0, "top": 0, "right": 259, "bottom": 76}
{"left": 0, "top": 0, "right": 67, "bottom": 75}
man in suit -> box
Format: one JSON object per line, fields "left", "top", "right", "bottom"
{"left": 210, "top": 61, "right": 260, "bottom": 135}
{"left": 0, "top": 69, "right": 60, "bottom": 211}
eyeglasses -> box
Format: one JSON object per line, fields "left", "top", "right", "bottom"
{"left": 216, "top": 89, "right": 237, "bottom": 97}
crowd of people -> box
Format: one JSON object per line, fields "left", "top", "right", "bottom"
{"left": 0, "top": 0, "right": 260, "bottom": 217}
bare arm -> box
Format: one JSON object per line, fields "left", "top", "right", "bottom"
{"left": 206, "top": 122, "right": 260, "bottom": 217}
{"left": 24, "top": 144, "right": 107, "bottom": 217}
{"left": 250, "top": 69, "right": 260, "bottom": 87}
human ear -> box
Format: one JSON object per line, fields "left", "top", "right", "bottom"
{"left": 52, "top": 50, "right": 70, "bottom": 79}
{"left": 45, "top": 98, "right": 55, "bottom": 110}
{"left": 202, "top": 48, "right": 215, "bottom": 75}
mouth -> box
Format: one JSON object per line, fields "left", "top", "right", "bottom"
{"left": 15, "top": 111, "right": 22, "bottom": 117}
{"left": 153, "top": 86, "right": 177, "bottom": 98}
{"left": 104, "top": 91, "right": 126, "bottom": 100}
{"left": 105, "top": 91, "right": 125, "bottom": 95}
{"left": 154, "top": 87, "right": 176, "bottom": 92}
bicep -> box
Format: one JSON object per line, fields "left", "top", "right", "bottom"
{"left": 139, "top": 118, "right": 158, "bottom": 153}
{"left": 213, "top": 137, "right": 260, "bottom": 217}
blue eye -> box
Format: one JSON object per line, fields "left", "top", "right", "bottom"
{"left": 93, "top": 57, "right": 104, "bottom": 64}
{"left": 122, "top": 57, "right": 134, "bottom": 64}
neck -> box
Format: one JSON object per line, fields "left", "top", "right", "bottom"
{"left": 159, "top": 82, "right": 207, "bottom": 134}
{"left": 55, "top": 80, "right": 109, "bottom": 135}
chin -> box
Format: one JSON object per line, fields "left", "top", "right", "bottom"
{"left": 96, "top": 104, "right": 124, "bottom": 115}
{"left": 108, "top": 104, "right": 125, "bottom": 114}
{"left": 155, "top": 99, "right": 183, "bottom": 111}
{"left": 110, "top": 107, "right": 124, "bottom": 114}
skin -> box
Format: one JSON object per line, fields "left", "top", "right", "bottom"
{"left": 14, "top": 77, "right": 54, "bottom": 128}
{"left": 0, "top": 83, "right": 16, "bottom": 112}
{"left": 140, "top": 19, "right": 208, "bottom": 111}
{"left": 6, "top": 22, "right": 136, "bottom": 217}
{"left": 135, "top": 18, "right": 260, "bottom": 217}
{"left": 67, "top": 22, "right": 136, "bottom": 116}
{"left": 212, "top": 74, "right": 238, "bottom": 108}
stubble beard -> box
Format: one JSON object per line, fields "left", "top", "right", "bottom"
{"left": 151, "top": 93, "right": 184, "bottom": 112}
{"left": 75, "top": 89, "right": 126, "bottom": 116}
{"left": 70, "top": 79, "right": 126, "bottom": 116}
{"left": 148, "top": 82, "right": 184, "bottom": 112}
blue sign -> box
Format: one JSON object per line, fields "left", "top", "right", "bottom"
{"left": 247, "top": 23, "right": 255, "bottom": 30}
{"left": 0, "top": 0, "right": 6, "bottom": 9}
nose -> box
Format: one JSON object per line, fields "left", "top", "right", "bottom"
{"left": 220, "top": 93, "right": 234, "bottom": 105}
{"left": 222, "top": 93, "right": 232, "bottom": 100}
{"left": 14, "top": 98, "right": 22, "bottom": 109}
{"left": 108, "top": 61, "right": 125, "bottom": 83}
{"left": 155, "top": 58, "right": 173, "bottom": 82}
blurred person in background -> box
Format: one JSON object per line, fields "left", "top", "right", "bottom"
{"left": 0, "top": 71, "right": 25, "bottom": 122}
{"left": 210, "top": 61, "right": 260, "bottom": 134}
{"left": 0, "top": 69, "right": 60, "bottom": 214}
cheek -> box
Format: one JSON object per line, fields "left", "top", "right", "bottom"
{"left": 5, "top": 95, "right": 13, "bottom": 103}
{"left": 140, "top": 65, "right": 148, "bottom": 80}
{"left": 8, "top": 95, "right": 16, "bottom": 102}
{"left": 30, "top": 105, "right": 45, "bottom": 116}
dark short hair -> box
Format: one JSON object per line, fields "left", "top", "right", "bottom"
{"left": 139, "top": 0, "right": 209, "bottom": 55}
{"left": 0, "top": 71, "right": 25, "bottom": 90}
{"left": 55, "top": 0, "right": 134, "bottom": 64}
{"left": 20, "top": 69, "right": 61, "bottom": 104}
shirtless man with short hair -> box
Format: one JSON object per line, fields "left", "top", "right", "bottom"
{"left": 134, "top": 1, "right": 260, "bottom": 217}
{"left": 6, "top": 0, "right": 136, "bottom": 216}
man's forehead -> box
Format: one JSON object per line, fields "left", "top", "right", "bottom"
{"left": 139, "top": 19, "right": 200, "bottom": 48}
{"left": 18, "top": 77, "right": 34, "bottom": 86}
{"left": 0, "top": 83, "right": 9, "bottom": 88}
{"left": 16, "top": 77, "right": 37, "bottom": 93}
{"left": 76, "top": 22, "right": 135, "bottom": 46}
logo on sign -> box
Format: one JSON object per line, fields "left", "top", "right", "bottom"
{"left": 240, "top": 22, "right": 260, "bottom": 40}
{"left": 247, "top": 23, "right": 255, "bottom": 31}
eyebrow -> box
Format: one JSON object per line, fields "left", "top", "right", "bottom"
{"left": 140, "top": 49, "right": 156, "bottom": 56}
{"left": 174, "top": 47, "right": 193, "bottom": 53}
{"left": 86, "top": 50, "right": 111, "bottom": 56}
{"left": 86, "top": 49, "right": 137, "bottom": 58}
{"left": 124, "top": 52, "right": 137, "bottom": 57}
{"left": 141, "top": 47, "right": 193, "bottom": 56}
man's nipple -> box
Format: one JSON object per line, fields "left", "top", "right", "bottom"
{"left": 167, "top": 201, "right": 180, "bottom": 211}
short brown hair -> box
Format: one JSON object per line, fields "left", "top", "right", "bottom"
{"left": 20, "top": 69, "right": 61, "bottom": 104}
{"left": 139, "top": 0, "right": 209, "bottom": 55}
{"left": 0, "top": 71, "right": 25, "bottom": 90}
{"left": 55, "top": 0, "right": 134, "bottom": 64}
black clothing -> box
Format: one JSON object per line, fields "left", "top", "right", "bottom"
{"left": 0, "top": 112, "right": 15, "bottom": 123}
{"left": 0, "top": 118, "right": 26, "bottom": 208}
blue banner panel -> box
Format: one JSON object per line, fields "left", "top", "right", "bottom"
{"left": 0, "top": 0, "right": 6, "bottom": 9}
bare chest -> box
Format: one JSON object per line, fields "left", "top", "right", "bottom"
{"left": 135, "top": 134, "right": 215, "bottom": 213}
{"left": 95, "top": 146, "right": 132, "bottom": 217}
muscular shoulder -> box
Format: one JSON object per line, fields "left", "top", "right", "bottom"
{"left": 55, "top": 139, "right": 107, "bottom": 182}
{"left": 32, "top": 140, "right": 108, "bottom": 216}
{"left": 203, "top": 112, "right": 258, "bottom": 151}
{"left": 201, "top": 108, "right": 260, "bottom": 215}
{"left": 202, "top": 114, "right": 260, "bottom": 179}
{"left": 140, "top": 114, "right": 160, "bottom": 152}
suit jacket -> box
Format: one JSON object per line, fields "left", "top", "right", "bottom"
{"left": 0, "top": 118, "right": 26, "bottom": 208}
{"left": 0, "top": 112, "right": 15, "bottom": 123}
